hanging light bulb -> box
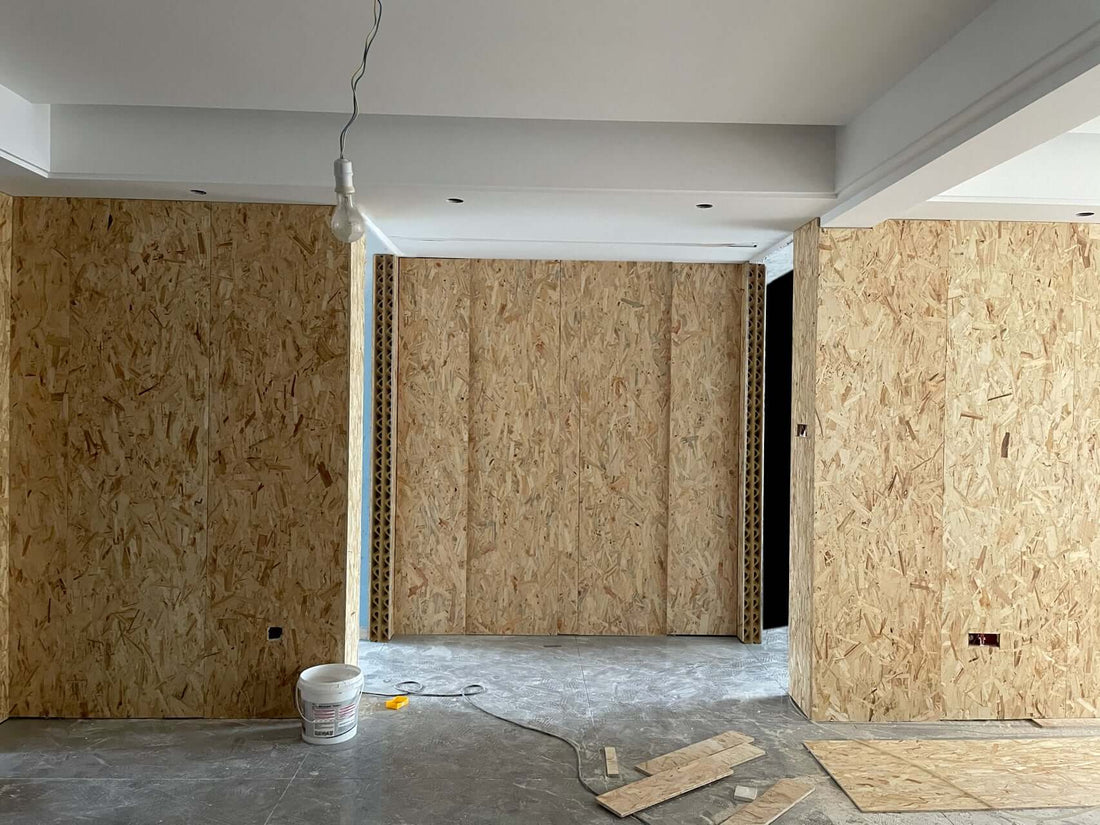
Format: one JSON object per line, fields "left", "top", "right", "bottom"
{"left": 330, "top": 0, "right": 382, "bottom": 243}
{"left": 331, "top": 158, "right": 367, "bottom": 243}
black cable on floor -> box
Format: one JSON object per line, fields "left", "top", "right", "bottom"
{"left": 361, "top": 681, "right": 656, "bottom": 824}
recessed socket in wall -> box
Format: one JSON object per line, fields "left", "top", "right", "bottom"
{"left": 268, "top": 626, "right": 283, "bottom": 641}
{"left": 968, "top": 632, "right": 1000, "bottom": 647}
{"left": 797, "top": 423, "right": 808, "bottom": 438}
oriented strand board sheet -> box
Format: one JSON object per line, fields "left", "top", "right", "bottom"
{"left": 207, "top": 203, "right": 350, "bottom": 717}
{"left": 788, "top": 221, "right": 818, "bottom": 717}
{"left": 597, "top": 750, "right": 742, "bottom": 817}
{"left": 812, "top": 222, "right": 947, "bottom": 722}
{"left": 565, "top": 260, "right": 671, "bottom": 635}
{"left": 1067, "top": 223, "right": 1100, "bottom": 719}
{"left": 0, "top": 192, "right": 10, "bottom": 723}
{"left": 637, "top": 730, "right": 754, "bottom": 775}
{"left": 718, "top": 779, "right": 814, "bottom": 824}
{"left": 640, "top": 741, "right": 762, "bottom": 777}
{"left": 806, "top": 737, "right": 1100, "bottom": 812}
{"left": 667, "top": 263, "right": 744, "bottom": 635}
{"left": 941, "top": 222, "right": 1075, "bottom": 720}
{"left": 467, "top": 260, "right": 570, "bottom": 634}
{"left": 394, "top": 258, "right": 470, "bottom": 634}
{"left": 66, "top": 200, "right": 209, "bottom": 717}
{"left": 344, "top": 237, "right": 366, "bottom": 663}
{"left": 9, "top": 198, "right": 79, "bottom": 716}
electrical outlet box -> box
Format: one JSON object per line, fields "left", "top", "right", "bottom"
{"left": 968, "top": 632, "right": 999, "bottom": 647}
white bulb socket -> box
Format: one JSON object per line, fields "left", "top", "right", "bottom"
{"left": 331, "top": 157, "right": 367, "bottom": 244}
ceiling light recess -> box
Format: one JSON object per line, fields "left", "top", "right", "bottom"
{"left": 695, "top": 202, "right": 714, "bottom": 209}
{"left": 190, "top": 188, "right": 207, "bottom": 195}
{"left": 1077, "top": 211, "right": 1095, "bottom": 217}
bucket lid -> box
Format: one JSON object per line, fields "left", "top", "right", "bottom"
{"left": 299, "top": 663, "right": 363, "bottom": 687}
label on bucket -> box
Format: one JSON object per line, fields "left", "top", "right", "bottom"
{"left": 304, "top": 700, "right": 358, "bottom": 739}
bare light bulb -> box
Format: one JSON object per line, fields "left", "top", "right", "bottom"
{"left": 331, "top": 158, "right": 367, "bottom": 243}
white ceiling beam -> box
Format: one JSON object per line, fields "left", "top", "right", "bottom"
{"left": 0, "top": 83, "right": 49, "bottom": 176}
{"left": 825, "top": 0, "right": 1100, "bottom": 227}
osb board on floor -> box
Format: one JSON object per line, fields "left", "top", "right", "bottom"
{"left": 0, "top": 192, "right": 10, "bottom": 723}
{"left": 466, "top": 259, "right": 570, "bottom": 634}
{"left": 667, "top": 263, "right": 744, "bottom": 636}
{"left": 719, "top": 779, "right": 814, "bottom": 824}
{"left": 788, "top": 220, "right": 818, "bottom": 717}
{"left": 565, "top": 260, "right": 671, "bottom": 635}
{"left": 596, "top": 750, "right": 740, "bottom": 817}
{"left": 394, "top": 258, "right": 471, "bottom": 634}
{"left": 811, "top": 221, "right": 947, "bottom": 722}
{"left": 344, "top": 238, "right": 366, "bottom": 663}
{"left": 806, "top": 737, "right": 1100, "bottom": 812}
{"left": 637, "top": 729, "right": 753, "bottom": 775}
{"left": 941, "top": 222, "right": 1076, "bottom": 720}
{"left": 9, "top": 197, "right": 75, "bottom": 717}
{"left": 206, "top": 203, "right": 352, "bottom": 717}
{"left": 66, "top": 200, "right": 209, "bottom": 717}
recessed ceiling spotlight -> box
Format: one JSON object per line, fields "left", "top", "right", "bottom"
{"left": 695, "top": 202, "right": 714, "bottom": 209}
{"left": 1077, "top": 210, "right": 1095, "bottom": 217}
{"left": 447, "top": 197, "right": 465, "bottom": 204}
{"left": 190, "top": 188, "right": 207, "bottom": 195}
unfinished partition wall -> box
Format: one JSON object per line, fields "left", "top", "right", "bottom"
{"left": 0, "top": 193, "right": 9, "bottom": 725}
{"left": 791, "top": 218, "right": 1100, "bottom": 721}
{"left": 8, "top": 198, "right": 363, "bottom": 718}
{"left": 391, "top": 257, "right": 759, "bottom": 638}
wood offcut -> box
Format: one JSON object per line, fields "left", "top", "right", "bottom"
{"left": 596, "top": 750, "right": 748, "bottom": 818}
{"left": 637, "top": 730, "right": 754, "bottom": 775}
{"left": 718, "top": 779, "right": 814, "bottom": 824}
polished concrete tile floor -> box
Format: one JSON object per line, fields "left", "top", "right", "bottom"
{"left": 1, "top": 628, "right": 1098, "bottom": 824}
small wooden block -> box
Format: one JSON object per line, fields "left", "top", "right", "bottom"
{"left": 637, "top": 730, "right": 754, "bottom": 775}
{"left": 733, "top": 785, "right": 758, "bottom": 802}
{"left": 597, "top": 751, "right": 736, "bottom": 817}
{"left": 604, "top": 746, "right": 620, "bottom": 777}
{"left": 719, "top": 779, "right": 814, "bottom": 825}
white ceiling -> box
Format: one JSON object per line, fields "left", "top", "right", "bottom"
{"left": 0, "top": 0, "right": 990, "bottom": 124}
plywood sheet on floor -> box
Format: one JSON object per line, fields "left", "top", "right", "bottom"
{"left": 467, "top": 259, "right": 569, "bottom": 634}
{"left": 807, "top": 737, "right": 1100, "bottom": 812}
{"left": 565, "top": 260, "right": 671, "bottom": 635}
{"left": 637, "top": 730, "right": 753, "bottom": 775}
{"left": 719, "top": 779, "right": 814, "bottom": 824}
{"left": 394, "top": 258, "right": 471, "bottom": 634}
{"left": 596, "top": 750, "right": 739, "bottom": 817}
{"left": 667, "top": 263, "right": 743, "bottom": 636}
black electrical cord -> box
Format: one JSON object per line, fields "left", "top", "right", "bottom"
{"left": 338, "top": 0, "right": 383, "bottom": 158}
{"left": 360, "top": 680, "right": 657, "bottom": 824}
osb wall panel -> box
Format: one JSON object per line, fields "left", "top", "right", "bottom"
{"left": 10, "top": 198, "right": 78, "bottom": 716}
{"left": 788, "top": 220, "right": 818, "bottom": 716}
{"left": 667, "top": 262, "right": 744, "bottom": 635}
{"left": 206, "top": 203, "right": 350, "bottom": 718}
{"left": 394, "top": 258, "right": 470, "bottom": 634}
{"left": 0, "top": 193, "right": 10, "bottom": 722}
{"left": 813, "top": 221, "right": 947, "bottom": 722}
{"left": 66, "top": 200, "right": 209, "bottom": 718}
{"left": 344, "top": 238, "right": 366, "bottom": 662}
{"left": 942, "top": 222, "right": 1076, "bottom": 720}
{"left": 467, "top": 259, "right": 571, "bottom": 634}
{"left": 1068, "top": 223, "right": 1100, "bottom": 717}
{"left": 566, "top": 260, "right": 671, "bottom": 635}
{"left": 9, "top": 198, "right": 356, "bottom": 719}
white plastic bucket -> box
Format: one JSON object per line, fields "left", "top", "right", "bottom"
{"left": 295, "top": 663, "right": 364, "bottom": 745}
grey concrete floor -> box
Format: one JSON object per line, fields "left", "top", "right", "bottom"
{"left": 1, "top": 628, "right": 1098, "bottom": 824}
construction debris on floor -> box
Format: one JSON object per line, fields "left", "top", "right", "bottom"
{"left": 806, "top": 737, "right": 1100, "bottom": 812}
{"left": 595, "top": 729, "right": 806, "bottom": 820}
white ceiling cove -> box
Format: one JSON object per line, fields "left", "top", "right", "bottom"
{"left": 0, "top": 0, "right": 990, "bottom": 123}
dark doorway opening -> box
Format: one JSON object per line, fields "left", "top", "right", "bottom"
{"left": 762, "top": 270, "right": 793, "bottom": 629}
